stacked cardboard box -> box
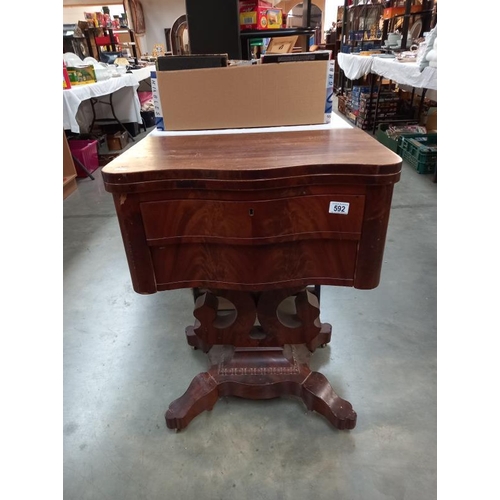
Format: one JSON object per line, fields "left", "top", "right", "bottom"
{"left": 344, "top": 86, "right": 377, "bottom": 126}
{"left": 356, "top": 90, "right": 399, "bottom": 130}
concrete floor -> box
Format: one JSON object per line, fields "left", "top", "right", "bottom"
{"left": 63, "top": 108, "right": 437, "bottom": 499}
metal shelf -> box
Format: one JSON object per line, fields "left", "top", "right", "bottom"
{"left": 240, "top": 28, "right": 316, "bottom": 60}
{"left": 240, "top": 28, "right": 315, "bottom": 39}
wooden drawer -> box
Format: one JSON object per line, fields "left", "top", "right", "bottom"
{"left": 151, "top": 239, "right": 358, "bottom": 291}
{"left": 140, "top": 195, "right": 365, "bottom": 245}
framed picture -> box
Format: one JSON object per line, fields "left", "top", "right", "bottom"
{"left": 266, "top": 36, "right": 298, "bottom": 54}
{"left": 129, "top": 0, "right": 146, "bottom": 34}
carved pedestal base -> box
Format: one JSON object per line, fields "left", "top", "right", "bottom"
{"left": 165, "top": 288, "right": 357, "bottom": 431}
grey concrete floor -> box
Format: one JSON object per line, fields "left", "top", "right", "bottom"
{"left": 63, "top": 109, "right": 437, "bottom": 500}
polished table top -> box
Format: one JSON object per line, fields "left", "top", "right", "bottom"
{"left": 102, "top": 127, "right": 402, "bottom": 188}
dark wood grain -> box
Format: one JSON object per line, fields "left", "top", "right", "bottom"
{"left": 103, "top": 128, "right": 401, "bottom": 430}
{"left": 102, "top": 128, "right": 401, "bottom": 188}
{"left": 166, "top": 344, "right": 357, "bottom": 431}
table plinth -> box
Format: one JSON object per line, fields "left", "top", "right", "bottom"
{"left": 166, "top": 288, "right": 356, "bottom": 431}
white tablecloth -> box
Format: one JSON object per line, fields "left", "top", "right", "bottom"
{"left": 63, "top": 73, "right": 142, "bottom": 133}
{"left": 337, "top": 53, "right": 374, "bottom": 80}
{"left": 371, "top": 58, "right": 437, "bottom": 90}
{"left": 129, "top": 66, "right": 154, "bottom": 86}
{"left": 337, "top": 52, "right": 437, "bottom": 92}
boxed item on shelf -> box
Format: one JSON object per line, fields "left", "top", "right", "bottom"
{"left": 383, "top": 4, "right": 422, "bottom": 20}
{"left": 338, "top": 95, "right": 347, "bottom": 116}
{"left": 155, "top": 60, "right": 332, "bottom": 131}
{"left": 239, "top": 0, "right": 282, "bottom": 30}
{"left": 346, "top": 111, "right": 357, "bottom": 125}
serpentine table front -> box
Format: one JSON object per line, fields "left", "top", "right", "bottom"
{"left": 102, "top": 125, "right": 402, "bottom": 431}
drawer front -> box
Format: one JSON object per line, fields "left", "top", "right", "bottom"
{"left": 140, "top": 195, "right": 365, "bottom": 244}
{"left": 150, "top": 239, "right": 358, "bottom": 291}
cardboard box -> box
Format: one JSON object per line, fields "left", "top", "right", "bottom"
{"left": 426, "top": 107, "right": 437, "bottom": 131}
{"left": 383, "top": 4, "right": 422, "bottom": 20}
{"left": 156, "top": 60, "right": 331, "bottom": 131}
{"left": 106, "top": 131, "right": 128, "bottom": 151}
{"left": 150, "top": 70, "right": 165, "bottom": 131}
{"left": 239, "top": 0, "right": 282, "bottom": 30}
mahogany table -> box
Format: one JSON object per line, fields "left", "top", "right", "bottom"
{"left": 102, "top": 128, "right": 402, "bottom": 431}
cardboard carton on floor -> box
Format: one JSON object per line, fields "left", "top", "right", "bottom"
{"left": 426, "top": 107, "right": 437, "bottom": 131}
{"left": 156, "top": 59, "right": 332, "bottom": 131}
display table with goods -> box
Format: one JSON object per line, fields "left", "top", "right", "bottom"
{"left": 370, "top": 56, "right": 437, "bottom": 90}
{"left": 63, "top": 72, "right": 143, "bottom": 134}
{"left": 337, "top": 53, "right": 375, "bottom": 80}
{"left": 337, "top": 52, "right": 437, "bottom": 91}
{"left": 101, "top": 116, "right": 402, "bottom": 431}
{"left": 337, "top": 48, "right": 437, "bottom": 145}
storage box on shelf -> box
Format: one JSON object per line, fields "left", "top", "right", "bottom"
{"left": 239, "top": 0, "right": 283, "bottom": 30}
{"left": 338, "top": 94, "right": 347, "bottom": 115}
{"left": 383, "top": 4, "right": 423, "bottom": 20}
{"left": 356, "top": 90, "right": 399, "bottom": 130}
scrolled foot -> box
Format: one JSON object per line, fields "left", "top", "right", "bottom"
{"left": 165, "top": 372, "right": 219, "bottom": 430}
{"left": 301, "top": 371, "right": 357, "bottom": 430}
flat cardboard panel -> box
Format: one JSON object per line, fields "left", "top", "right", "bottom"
{"left": 157, "top": 60, "right": 328, "bottom": 131}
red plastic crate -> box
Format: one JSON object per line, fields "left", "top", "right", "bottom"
{"left": 68, "top": 139, "right": 99, "bottom": 178}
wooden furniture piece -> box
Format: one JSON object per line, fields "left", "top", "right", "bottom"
{"left": 102, "top": 128, "right": 402, "bottom": 431}
{"left": 63, "top": 131, "right": 78, "bottom": 199}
